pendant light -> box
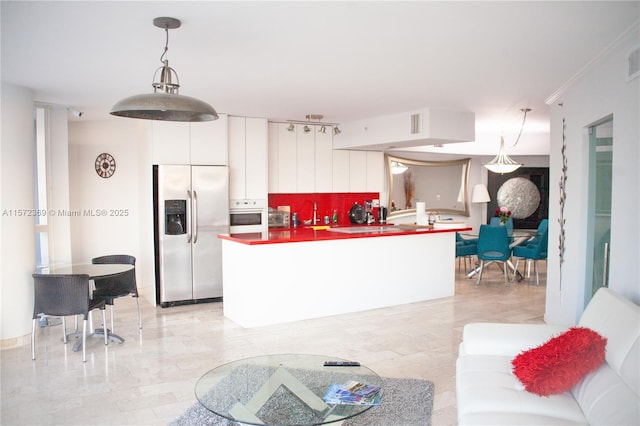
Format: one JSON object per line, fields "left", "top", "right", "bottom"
{"left": 390, "top": 161, "right": 408, "bottom": 174}
{"left": 484, "top": 108, "right": 531, "bottom": 174}
{"left": 110, "top": 17, "right": 218, "bottom": 122}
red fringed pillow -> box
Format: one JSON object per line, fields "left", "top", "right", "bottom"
{"left": 511, "top": 327, "right": 607, "bottom": 396}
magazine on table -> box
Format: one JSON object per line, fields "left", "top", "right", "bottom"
{"left": 322, "top": 380, "right": 382, "bottom": 405}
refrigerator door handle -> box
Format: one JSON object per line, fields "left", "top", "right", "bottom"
{"left": 187, "top": 190, "right": 192, "bottom": 243}
{"left": 193, "top": 190, "right": 198, "bottom": 244}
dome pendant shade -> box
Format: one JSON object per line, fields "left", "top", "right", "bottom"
{"left": 484, "top": 137, "right": 522, "bottom": 174}
{"left": 110, "top": 92, "right": 218, "bottom": 122}
{"left": 110, "top": 17, "right": 218, "bottom": 122}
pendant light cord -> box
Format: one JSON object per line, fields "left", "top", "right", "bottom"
{"left": 159, "top": 27, "right": 169, "bottom": 64}
{"left": 511, "top": 108, "right": 531, "bottom": 148}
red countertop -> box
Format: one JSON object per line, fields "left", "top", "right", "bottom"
{"left": 218, "top": 225, "right": 472, "bottom": 245}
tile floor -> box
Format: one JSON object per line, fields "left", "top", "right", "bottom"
{"left": 1, "top": 261, "right": 546, "bottom": 425}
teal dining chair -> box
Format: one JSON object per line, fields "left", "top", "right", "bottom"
{"left": 476, "top": 224, "right": 512, "bottom": 285}
{"left": 512, "top": 220, "right": 548, "bottom": 286}
{"left": 456, "top": 233, "right": 478, "bottom": 272}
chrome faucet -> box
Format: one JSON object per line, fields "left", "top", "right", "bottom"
{"left": 313, "top": 201, "right": 318, "bottom": 224}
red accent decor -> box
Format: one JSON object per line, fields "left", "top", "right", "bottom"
{"left": 268, "top": 192, "right": 380, "bottom": 226}
{"left": 511, "top": 327, "right": 607, "bottom": 396}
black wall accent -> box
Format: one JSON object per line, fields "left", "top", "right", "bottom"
{"left": 487, "top": 167, "right": 549, "bottom": 229}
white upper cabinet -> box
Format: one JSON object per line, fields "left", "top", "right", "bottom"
{"left": 296, "top": 125, "right": 315, "bottom": 192}
{"left": 315, "top": 127, "right": 333, "bottom": 192}
{"left": 366, "top": 151, "right": 384, "bottom": 193}
{"left": 151, "top": 114, "right": 228, "bottom": 165}
{"left": 151, "top": 121, "right": 190, "bottom": 164}
{"left": 190, "top": 119, "right": 227, "bottom": 165}
{"left": 244, "top": 117, "right": 268, "bottom": 199}
{"left": 228, "top": 116, "right": 267, "bottom": 200}
{"left": 268, "top": 122, "right": 384, "bottom": 194}
{"left": 276, "top": 123, "right": 297, "bottom": 193}
{"left": 332, "top": 150, "right": 350, "bottom": 192}
{"left": 267, "top": 123, "right": 279, "bottom": 193}
{"left": 349, "top": 151, "right": 367, "bottom": 192}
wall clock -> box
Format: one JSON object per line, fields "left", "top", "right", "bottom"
{"left": 95, "top": 152, "right": 116, "bottom": 178}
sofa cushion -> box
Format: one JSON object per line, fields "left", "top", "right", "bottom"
{"left": 572, "top": 362, "right": 640, "bottom": 425}
{"left": 512, "top": 327, "right": 607, "bottom": 396}
{"left": 578, "top": 288, "right": 640, "bottom": 395}
{"left": 456, "top": 355, "right": 587, "bottom": 425}
{"left": 459, "top": 323, "right": 568, "bottom": 357}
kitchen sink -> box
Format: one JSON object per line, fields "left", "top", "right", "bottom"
{"left": 326, "top": 226, "right": 402, "bottom": 234}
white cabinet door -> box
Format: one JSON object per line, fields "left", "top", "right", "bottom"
{"left": 228, "top": 116, "right": 246, "bottom": 200}
{"left": 151, "top": 121, "right": 190, "bottom": 165}
{"left": 277, "top": 124, "right": 297, "bottom": 193}
{"left": 296, "top": 125, "right": 315, "bottom": 192}
{"left": 245, "top": 117, "right": 267, "bottom": 200}
{"left": 366, "top": 151, "right": 385, "bottom": 193}
{"left": 190, "top": 115, "right": 227, "bottom": 165}
{"left": 315, "top": 127, "right": 333, "bottom": 192}
{"left": 349, "top": 151, "right": 367, "bottom": 192}
{"left": 152, "top": 117, "right": 228, "bottom": 165}
{"left": 332, "top": 150, "right": 350, "bottom": 192}
{"left": 267, "top": 122, "right": 279, "bottom": 193}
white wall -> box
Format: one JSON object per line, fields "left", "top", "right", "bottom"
{"left": 546, "top": 23, "right": 640, "bottom": 324}
{"left": 0, "top": 83, "right": 36, "bottom": 343}
{"left": 68, "top": 119, "right": 155, "bottom": 302}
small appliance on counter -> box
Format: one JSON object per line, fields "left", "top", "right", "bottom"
{"left": 348, "top": 202, "right": 367, "bottom": 224}
{"left": 378, "top": 206, "right": 388, "bottom": 224}
{"left": 268, "top": 210, "right": 290, "bottom": 228}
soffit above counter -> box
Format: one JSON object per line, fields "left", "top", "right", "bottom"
{"left": 333, "top": 107, "right": 475, "bottom": 151}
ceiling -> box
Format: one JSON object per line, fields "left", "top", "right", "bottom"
{"left": 2, "top": 1, "right": 638, "bottom": 156}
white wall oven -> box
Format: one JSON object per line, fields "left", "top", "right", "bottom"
{"left": 229, "top": 199, "right": 267, "bottom": 233}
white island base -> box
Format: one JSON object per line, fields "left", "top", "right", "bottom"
{"left": 221, "top": 231, "right": 456, "bottom": 328}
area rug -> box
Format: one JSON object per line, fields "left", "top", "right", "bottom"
{"left": 170, "top": 375, "right": 434, "bottom": 426}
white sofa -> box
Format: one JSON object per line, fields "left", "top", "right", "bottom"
{"left": 456, "top": 288, "right": 639, "bottom": 425}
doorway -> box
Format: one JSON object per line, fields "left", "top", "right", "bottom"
{"left": 585, "top": 117, "right": 613, "bottom": 304}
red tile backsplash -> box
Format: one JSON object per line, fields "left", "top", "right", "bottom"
{"left": 268, "top": 192, "right": 380, "bottom": 226}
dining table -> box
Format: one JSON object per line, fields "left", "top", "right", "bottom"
{"left": 34, "top": 263, "right": 134, "bottom": 350}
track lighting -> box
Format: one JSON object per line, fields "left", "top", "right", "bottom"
{"left": 284, "top": 114, "right": 341, "bottom": 136}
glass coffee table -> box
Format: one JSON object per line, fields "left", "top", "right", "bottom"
{"left": 195, "top": 354, "right": 382, "bottom": 426}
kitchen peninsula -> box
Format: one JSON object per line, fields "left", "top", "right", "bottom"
{"left": 219, "top": 225, "right": 469, "bottom": 327}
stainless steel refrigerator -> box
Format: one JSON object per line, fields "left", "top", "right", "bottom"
{"left": 153, "top": 165, "right": 229, "bottom": 307}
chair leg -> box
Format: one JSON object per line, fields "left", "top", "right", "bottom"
{"left": 102, "top": 309, "right": 108, "bottom": 346}
{"left": 503, "top": 262, "right": 508, "bottom": 285}
{"left": 82, "top": 319, "right": 87, "bottom": 363}
{"left": 534, "top": 260, "right": 539, "bottom": 286}
{"left": 476, "top": 260, "right": 484, "bottom": 285}
{"left": 31, "top": 319, "right": 36, "bottom": 360}
{"left": 135, "top": 297, "right": 142, "bottom": 330}
{"left": 110, "top": 305, "right": 115, "bottom": 333}
{"left": 512, "top": 258, "right": 520, "bottom": 282}
{"left": 62, "top": 316, "right": 67, "bottom": 343}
